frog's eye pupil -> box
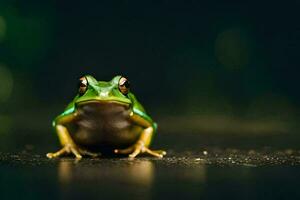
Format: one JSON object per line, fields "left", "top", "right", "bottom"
{"left": 124, "top": 80, "right": 130, "bottom": 88}
{"left": 78, "top": 77, "right": 88, "bottom": 95}
{"left": 118, "top": 77, "right": 130, "bottom": 95}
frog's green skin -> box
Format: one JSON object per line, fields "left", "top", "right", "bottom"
{"left": 47, "top": 75, "right": 166, "bottom": 159}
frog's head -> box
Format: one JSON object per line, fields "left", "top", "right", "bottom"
{"left": 74, "top": 75, "right": 132, "bottom": 106}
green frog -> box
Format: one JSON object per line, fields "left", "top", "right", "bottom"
{"left": 47, "top": 75, "right": 166, "bottom": 159}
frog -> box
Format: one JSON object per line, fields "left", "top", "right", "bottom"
{"left": 46, "top": 75, "right": 166, "bottom": 159}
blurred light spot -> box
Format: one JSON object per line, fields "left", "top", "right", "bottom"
{"left": 0, "top": 64, "right": 13, "bottom": 102}
{"left": 215, "top": 28, "right": 252, "bottom": 69}
{"left": 0, "top": 16, "right": 6, "bottom": 42}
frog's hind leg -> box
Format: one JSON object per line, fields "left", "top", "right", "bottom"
{"left": 114, "top": 126, "right": 166, "bottom": 158}
{"left": 47, "top": 124, "right": 99, "bottom": 160}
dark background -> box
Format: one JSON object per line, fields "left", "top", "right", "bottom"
{"left": 0, "top": 1, "right": 299, "bottom": 149}
{"left": 0, "top": 1, "right": 300, "bottom": 199}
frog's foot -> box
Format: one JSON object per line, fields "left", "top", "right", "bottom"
{"left": 46, "top": 144, "right": 99, "bottom": 160}
{"left": 114, "top": 141, "right": 166, "bottom": 158}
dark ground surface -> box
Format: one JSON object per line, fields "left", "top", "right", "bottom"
{"left": 1, "top": 131, "right": 300, "bottom": 200}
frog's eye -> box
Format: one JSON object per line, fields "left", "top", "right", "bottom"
{"left": 78, "top": 76, "right": 88, "bottom": 95}
{"left": 118, "top": 77, "right": 130, "bottom": 95}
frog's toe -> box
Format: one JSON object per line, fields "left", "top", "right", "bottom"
{"left": 144, "top": 149, "right": 166, "bottom": 158}
{"left": 47, "top": 146, "right": 69, "bottom": 159}
{"left": 154, "top": 150, "right": 167, "bottom": 156}
{"left": 69, "top": 147, "right": 82, "bottom": 159}
{"left": 78, "top": 148, "right": 100, "bottom": 158}
{"left": 114, "top": 143, "right": 166, "bottom": 158}
{"left": 46, "top": 153, "right": 56, "bottom": 159}
{"left": 114, "top": 146, "right": 134, "bottom": 154}
{"left": 128, "top": 148, "right": 141, "bottom": 158}
{"left": 46, "top": 145, "right": 83, "bottom": 159}
{"left": 128, "top": 147, "right": 166, "bottom": 158}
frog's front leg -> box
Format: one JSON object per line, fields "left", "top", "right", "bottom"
{"left": 46, "top": 113, "right": 99, "bottom": 160}
{"left": 114, "top": 112, "right": 166, "bottom": 158}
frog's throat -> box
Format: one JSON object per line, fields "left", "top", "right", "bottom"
{"left": 76, "top": 99, "right": 130, "bottom": 107}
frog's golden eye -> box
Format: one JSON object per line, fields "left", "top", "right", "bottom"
{"left": 78, "top": 76, "right": 88, "bottom": 95}
{"left": 118, "top": 77, "right": 130, "bottom": 95}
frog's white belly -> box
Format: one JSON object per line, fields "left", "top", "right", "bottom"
{"left": 68, "top": 102, "right": 143, "bottom": 149}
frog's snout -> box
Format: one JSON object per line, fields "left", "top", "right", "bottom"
{"left": 99, "top": 90, "right": 110, "bottom": 98}
{"left": 95, "top": 86, "right": 113, "bottom": 98}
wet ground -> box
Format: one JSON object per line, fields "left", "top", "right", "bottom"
{"left": 0, "top": 129, "right": 300, "bottom": 200}
{"left": 1, "top": 146, "right": 300, "bottom": 200}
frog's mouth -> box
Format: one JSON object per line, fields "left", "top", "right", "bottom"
{"left": 76, "top": 100, "right": 130, "bottom": 108}
{"left": 75, "top": 100, "right": 131, "bottom": 119}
